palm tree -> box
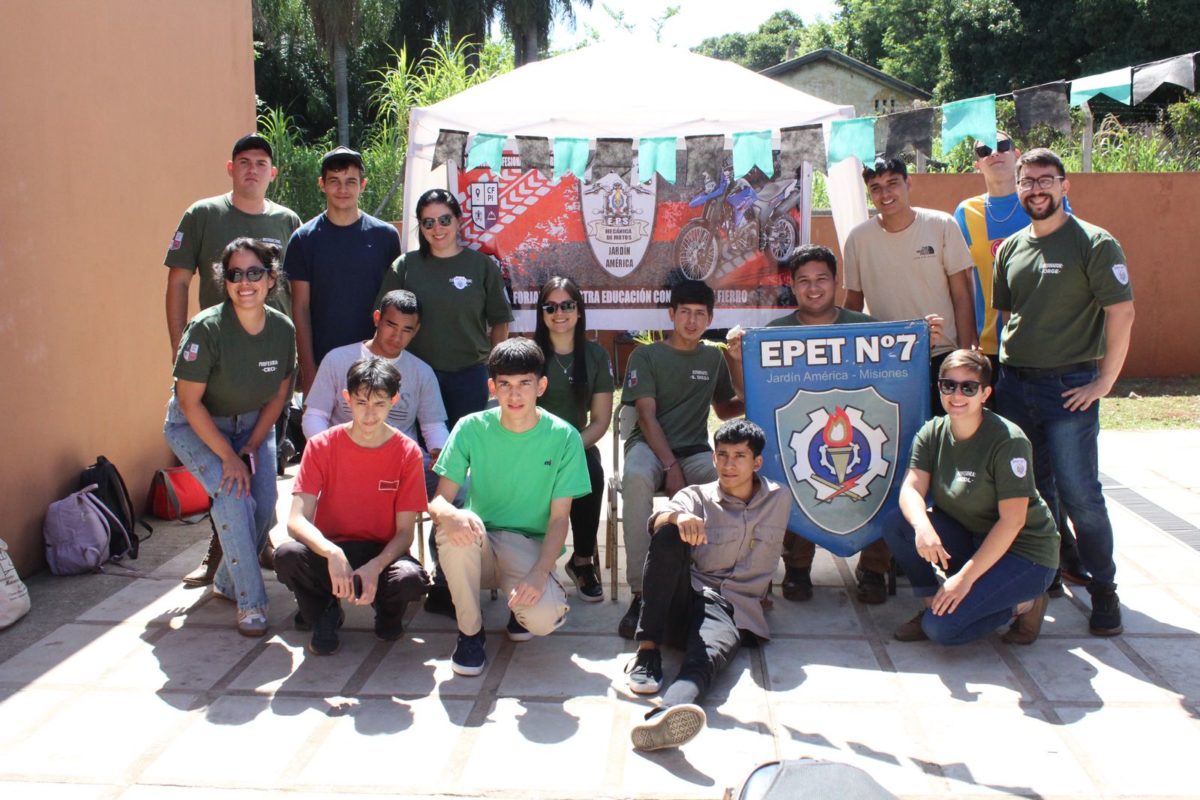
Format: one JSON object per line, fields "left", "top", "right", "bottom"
{"left": 305, "top": 0, "right": 360, "bottom": 145}
{"left": 498, "top": 0, "right": 591, "bottom": 67}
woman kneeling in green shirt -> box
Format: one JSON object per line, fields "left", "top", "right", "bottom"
{"left": 884, "top": 349, "right": 1060, "bottom": 645}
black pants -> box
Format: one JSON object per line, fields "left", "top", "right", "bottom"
{"left": 570, "top": 446, "right": 605, "bottom": 560}
{"left": 635, "top": 524, "right": 742, "bottom": 707}
{"left": 275, "top": 540, "right": 429, "bottom": 628}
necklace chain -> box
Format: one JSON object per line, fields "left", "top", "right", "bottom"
{"left": 984, "top": 195, "right": 1020, "bottom": 224}
{"left": 554, "top": 352, "right": 573, "bottom": 382}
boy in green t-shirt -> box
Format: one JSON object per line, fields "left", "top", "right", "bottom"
{"left": 429, "top": 338, "right": 591, "bottom": 677}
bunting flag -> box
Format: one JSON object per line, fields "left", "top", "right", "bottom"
{"left": 942, "top": 95, "right": 996, "bottom": 152}
{"left": 828, "top": 117, "right": 876, "bottom": 168}
{"left": 1070, "top": 67, "right": 1132, "bottom": 106}
{"left": 516, "top": 136, "right": 551, "bottom": 175}
{"left": 779, "top": 124, "right": 826, "bottom": 177}
{"left": 879, "top": 107, "right": 935, "bottom": 159}
{"left": 732, "top": 130, "right": 774, "bottom": 179}
{"left": 466, "top": 132, "right": 506, "bottom": 173}
{"left": 1133, "top": 53, "right": 1196, "bottom": 104}
{"left": 433, "top": 129, "right": 468, "bottom": 170}
{"left": 637, "top": 136, "right": 677, "bottom": 184}
{"left": 594, "top": 138, "right": 633, "bottom": 184}
{"left": 1014, "top": 81, "right": 1072, "bottom": 135}
{"left": 685, "top": 135, "right": 725, "bottom": 186}
{"left": 553, "top": 137, "right": 590, "bottom": 179}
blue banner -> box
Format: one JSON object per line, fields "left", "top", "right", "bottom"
{"left": 743, "top": 321, "right": 931, "bottom": 556}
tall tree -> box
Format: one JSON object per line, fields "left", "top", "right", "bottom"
{"left": 305, "top": 0, "right": 361, "bottom": 145}
{"left": 499, "top": 0, "right": 591, "bottom": 67}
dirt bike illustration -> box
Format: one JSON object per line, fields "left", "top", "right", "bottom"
{"left": 672, "top": 167, "right": 802, "bottom": 281}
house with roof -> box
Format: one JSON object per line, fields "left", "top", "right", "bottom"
{"left": 760, "top": 48, "right": 931, "bottom": 117}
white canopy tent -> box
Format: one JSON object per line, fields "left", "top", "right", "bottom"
{"left": 402, "top": 40, "right": 869, "bottom": 327}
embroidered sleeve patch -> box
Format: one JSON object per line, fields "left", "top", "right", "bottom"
{"left": 1112, "top": 263, "right": 1130, "bottom": 285}
{"left": 378, "top": 480, "right": 399, "bottom": 491}
{"left": 183, "top": 343, "right": 200, "bottom": 362}
{"left": 170, "top": 231, "right": 184, "bottom": 251}
{"left": 1010, "top": 457, "right": 1028, "bottom": 478}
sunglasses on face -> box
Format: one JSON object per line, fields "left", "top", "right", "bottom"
{"left": 542, "top": 300, "right": 578, "bottom": 314}
{"left": 420, "top": 214, "right": 455, "bottom": 230}
{"left": 937, "top": 378, "right": 983, "bottom": 397}
{"left": 974, "top": 139, "right": 1014, "bottom": 159}
{"left": 224, "top": 266, "right": 268, "bottom": 283}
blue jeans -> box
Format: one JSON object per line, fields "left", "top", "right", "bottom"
{"left": 434, "top": 363, "right": 489, "bottom": 432}
{"left": 884, "top": 508, "right": 1056, "bottom": 645}
{"left": 163, "top": 398, "right": 275, "bottom": 613}
{"left": 995, "top": 365, "right": 1116, "bottom": 592}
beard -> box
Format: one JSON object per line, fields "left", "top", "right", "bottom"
{"left": 1021, "top": 192, "right": 1060, "bottom": 221}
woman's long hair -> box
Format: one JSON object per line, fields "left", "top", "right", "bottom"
{"left": 534, "top": 276, "right": 590, "bottom": 416}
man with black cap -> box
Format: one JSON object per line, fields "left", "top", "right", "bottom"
{"left": 286, "top": 146, "right": 402, "bottom": 397}
{"left": 163, "top": 132, "right": 301, "bottom": 587}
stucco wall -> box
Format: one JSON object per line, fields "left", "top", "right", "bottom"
{"left": 810, "top": 172, "right": 1200, "bottom": 379}
{"left": 0, "top": 1, "right": 256, "bottom": 574}
{"left": 773, "top": 61, "right": 924, "bottom": 117}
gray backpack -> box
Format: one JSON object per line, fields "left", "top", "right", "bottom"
{"left": 43, "top": 484, "right": 132, "bottom": 575}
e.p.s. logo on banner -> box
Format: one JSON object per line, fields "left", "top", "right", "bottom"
{"left": 744, "top": 320, "right": 930, "bottom": 557}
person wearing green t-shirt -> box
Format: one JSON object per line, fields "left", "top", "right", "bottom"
{"left": 163, "top": 239, "right": 297, "bottom": 639}
{"left": 992, "top": 148, "right": 1135, "bottom": 637}
{"left": 533, "top": 277, "right": 614, "bottom": 602}
{"left": 429, "top": 339, "right": 591, "bottom": 677}
{"left": 619, "top": 280, "right": 744, "bottom": 640}
{"left": 883, "top": 350, "right": 1059, "bottom": 646}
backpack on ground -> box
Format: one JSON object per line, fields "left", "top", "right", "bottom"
{"left": 0, "top": 538, "right": 32, "bottom": 628}
{"left": 78, "top": 455, "right": 151, "bottom": 559}
{"left": 43, "top": 485, "right": 132, "bottom": 575}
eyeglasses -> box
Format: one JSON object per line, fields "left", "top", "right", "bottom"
{"left": 542, "top": 300, "right": 578, "bottom": 314}
{"left": 224, "top": 266, "right": 268, "bottom": 283}
{"left": 974, "top": 139, "right": 1014, "bottom": 158}
{"left": 420, "top": 214, "right": 455, "bottom": 230}
{"left": 1016, "top": 175, "right": 1066, "bottom": 192}
{"left": 937, "top": 379, "right": 982, "bottom": 397}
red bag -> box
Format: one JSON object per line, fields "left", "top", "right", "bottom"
{"left": 150, "top": 467, "right": 210, "bottom": 522}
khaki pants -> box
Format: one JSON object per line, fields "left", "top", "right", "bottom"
{"left": 436, "top": 528, "right": 568, "bottom": 637}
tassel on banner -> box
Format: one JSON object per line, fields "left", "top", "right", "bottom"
{"left": 553, "top": 137, "right": 590, "bottom": 180}
{"left": 516, "top": 136, "right": 552, "bottom": 176}
{"left": 637, "top": 136, "right": 677, "bottom": 184}
{"left": 828, "top": 118, "right": 876, "bottom": 169}
{"left": 779, "top": 124, "right": 825, "bottom": 176}
{"left": 1014, "top": 81, "right": 1072, "bottom": 135}
{"left": 684, "top": 135, "right": 724, "bottom": 186}
{"left": 594, "top": 138, "right": 634, "bottom": 184}
{"left": 732, "top": 130, "right": 774, "bottom": 179}
{"left": 942, "top": 95, "right": 996, "bottom": 153}
{"left": 432, "top": 129, "right": 468, "bottom": 170}
{"left": 466, "top": 132, "right": 506, "bottom": 173}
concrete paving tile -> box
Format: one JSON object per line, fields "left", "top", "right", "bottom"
{"left": 763, "top": 638, "right": 898, "bottom": 703}
{"left": 0, "top": 689, "right": 197, "bottom": 783}
{"left": 498, "top": 632, "right": 631, "bottom": 699}
{"left": 358, "top": 632, "right": 500, "bottom": 697}
{"left": 0, "top": 782, "right": 117, "bottom": 799}
{"left": 765, "top": 587, "right": 868, "bottom": 636}
{"left": 1119, "top": 546, "right": 1200, "bottom": 588}
{"left": 911, "top": 705, "right": 1098, "bottom": 797}
{"left": 227, "top": 629, "right": 377, "bottom": 694}
{"left": 555, "top": 589, "right": 635, "bottom": 633}
{"left": 702, "top": 649, "right": 770, "bottom": 708}
{"left": 140, "top": 695, "right": 330, "bottom": 788}
{"left": 1011, "top": 639, "right": 1181, "bottom": 705}
{"left": 1124, "top": 637, "right": 1200, "bottom": 701}
{"left": 1056, "top": 706, "right": 1200, "bottom": 796}
{"left": 458, "top": 697, "right": 612, "bottom": 790}
{"left": 887, "top": 640, "right": 1029, "bottom": 706}
{"left": 0, "top": 687, "right": 76, "bottom": 749}
{"left": 773, "top": 702, "right": 937, "bottom": 798}
{"left": 145, "top": 538, "right": 210, "bottom": 581}
{"left": 118, "top": 787, "right": 271, "bottom": 799}
{"left": 92, "top": 624, "right": 261, "bottom": 693}
{"left": 293, "top": 696, "right": 472, "bottom": 790}
{"left": 0, "top": 623, "right": 146, "bottom": 688}
{"left": 76, "top": 578, "right": 212, "bottom": 626}
{"left": 1113, "top": 586, "right": 1200, "bottom": 634}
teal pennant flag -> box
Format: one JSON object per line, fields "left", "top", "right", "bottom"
{"left": 554, "top": 137, "right": 590, "bottom": 179}
{"left": 466, "top": 133, "right": 506, "bottom": 173}
{"left": 1070, "top": 67, "right": 1133, "bottom": 106}
{"left": 941, "top": 95, "right": 996, "bottom": 153}
{"left": 638, "top": 137, "right": 677, "bottom": 184}
{"left": 827, "top": 118, "right": 876, "bottom": 168}
{"left": 732, "top": 130, "right": 774, "bottom": 178}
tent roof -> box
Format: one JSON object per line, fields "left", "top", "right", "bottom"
{"left": 414, "top": 40, "right": 855, "bottom": 138}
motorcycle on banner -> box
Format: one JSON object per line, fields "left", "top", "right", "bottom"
{"left": 671, "top": 164, "right": 802, "bottom": 281}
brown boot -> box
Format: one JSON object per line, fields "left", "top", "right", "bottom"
{"left": 894, "top": 610, "right": 930, "bottom": 642}
{"left": 182, "top": 534, "right": 222, "bottom": 587}
{"left": 1003, "top": 593, "right": 1049, "bottom": 645}
{"left": 258, "top": 539, "right": 276, "bottom": 570}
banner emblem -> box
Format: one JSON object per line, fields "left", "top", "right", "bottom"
{"left": 469, "top": 178, "right": 499, "bottom": 230}
{"left": 776, "top": 387, "right": 898, "bottom": 535}
{"left": 581, "top": 172, "right": 655, "bottom": 278}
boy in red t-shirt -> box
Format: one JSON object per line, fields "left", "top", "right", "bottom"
{"left": 275, "top": 356, "right": 430, "bottom": 655}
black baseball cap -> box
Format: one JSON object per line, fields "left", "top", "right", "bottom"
{"left": 321, "top": 145, "right": 365, "bottom": 173}
{"left": 231, "top": 133, "right": 273, "bottom": 160}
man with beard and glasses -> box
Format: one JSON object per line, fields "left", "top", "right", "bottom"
{"left": 992, "top": 148, "right": 1135, "bottom": 637}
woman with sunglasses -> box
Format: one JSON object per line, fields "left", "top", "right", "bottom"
{"left": 164, "top": 238, "right": 296, "bottom": 637}
{"left": 376, "top": 188, "right": 512, "bottom": 429}
{"left": 884, "top": 349, "right": 1060, "bottom": 646}
{"left": 533, "top": 277, "right": 614, "bottom": 601}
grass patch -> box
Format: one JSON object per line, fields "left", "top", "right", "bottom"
{"left": 1100, "top": 376, "right": 1200, "bottom": 431}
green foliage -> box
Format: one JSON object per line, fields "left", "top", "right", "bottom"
{"left": 694, "top": 10, "right": 843, "bottom": 73}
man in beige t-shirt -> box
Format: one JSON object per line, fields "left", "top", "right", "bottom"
{"left": 843, "top": 157, "right": 978, "bottom": 413}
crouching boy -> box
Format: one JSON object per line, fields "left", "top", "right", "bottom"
{"left": 276, "top": 356, "right": 430, "bottom": 655}
{"left": 429, "top": 338, "right": 591, "bottom": 676}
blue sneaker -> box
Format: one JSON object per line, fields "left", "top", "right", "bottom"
{"left": 451, "top": 630, "right": 487, "bottom": 676}
{"left": 507, "top": 612, "right": 533, "bottom": 642}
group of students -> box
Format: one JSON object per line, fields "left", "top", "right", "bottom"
{"left": 160, "top": 132, "right": 1134, "bottom": 752}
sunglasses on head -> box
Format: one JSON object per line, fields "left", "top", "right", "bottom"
{"left": 937, "top": 378, "right": 983, "bottom": 397}
{"left": 542, "top": 300, "right": 578, "bottom": 314}
{"left": 224, "top": 266, "right": 268, "bottom": 283}
{"left": 420, "top": 214, "right": 455, "bottom": 230}
{"left": 974, "top": 139, "right": 1014, "bottom": 159}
